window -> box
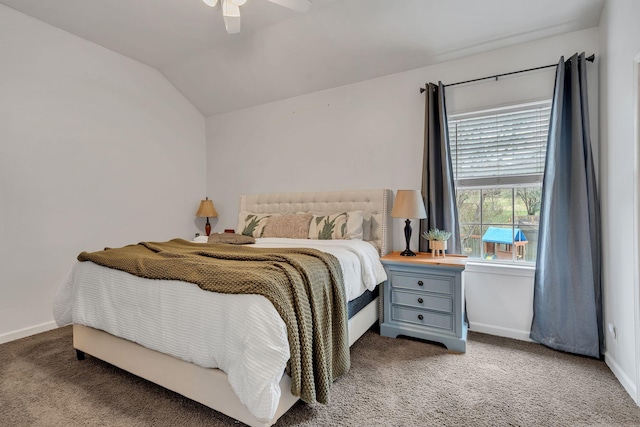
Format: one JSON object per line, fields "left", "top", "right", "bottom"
{"left": 448, "top": 101, "right": 551, "bottom": 263}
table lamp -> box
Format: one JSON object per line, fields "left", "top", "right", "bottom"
{"left": 391, "top": 190, "right": 427, "bottom": 256}
{"left": 196, "top": 197, "right": 218, "bottom": 236}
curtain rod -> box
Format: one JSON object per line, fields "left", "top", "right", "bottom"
{"left": 419, "top": 54, "right": 595, "bottom": 93}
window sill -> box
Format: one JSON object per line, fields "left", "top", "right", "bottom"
{"left": 465, "top": 260, "right": 535, "bottom": 278}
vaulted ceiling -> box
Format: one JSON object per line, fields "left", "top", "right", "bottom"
{"left": 1, "top": 0, "right": 604, "bottom": 116}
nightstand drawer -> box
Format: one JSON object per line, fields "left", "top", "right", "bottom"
{"left": 391, "top": 306, "right": 453, "bottom": 331}
{"left": 392, "top": 290, "right": 452, "bottom": 313}
{"left": 390, "top": 272, "right": 453, "bottom": 295}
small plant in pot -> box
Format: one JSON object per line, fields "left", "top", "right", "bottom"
{"left": 422, "top": 228, "right": 452, "bottom": 257}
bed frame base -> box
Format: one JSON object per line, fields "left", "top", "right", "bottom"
{"left": 73, "top": 296, "right": 379, "bottom": 427}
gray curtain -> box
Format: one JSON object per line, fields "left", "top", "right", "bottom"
{"left": 419, "top": 82, "right": 461, "bottom": 254}
{"left": 530, "top": 53, "right": 603, "bottom": 358}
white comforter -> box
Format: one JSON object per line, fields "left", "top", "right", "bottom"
{"left": 53, "top": 238, "right": 386, "bottom": 422}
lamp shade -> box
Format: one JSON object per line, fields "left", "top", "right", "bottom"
{"left": 196, "top": 198, "right": 218, "bottom": 218}
{"left": 391, "top": 190, "right": 427, "bottom": 219}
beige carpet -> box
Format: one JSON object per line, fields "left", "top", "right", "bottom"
{"left": 1, "top": 325, "right": 639, "bottom": 426}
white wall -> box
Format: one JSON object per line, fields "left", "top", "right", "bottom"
{"left": 206, "top": 28, "right": 599, "bottom": 342}
{"left": 599, "top": 0, "right": 640, "bottom": 404}
{"left": 0, "top": 5, "right": 206, "bottom": 342}
{"left": 464, "top": 264, "right": 535, "bottom": 341}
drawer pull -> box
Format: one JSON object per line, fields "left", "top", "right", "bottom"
{"left": 418, "top": 298, "right": 424, "bottom": 304}
{"left": 418, "top": 280, "right": 424, "bottom": 286}
{"left": 418, "top": 314, "right": 424, "bottom": 320}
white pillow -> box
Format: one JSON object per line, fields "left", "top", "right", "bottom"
{"left": 346, "top": 210, "right": 364, "bottom": 240}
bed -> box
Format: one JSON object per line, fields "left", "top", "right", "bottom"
{"left": 53, "top": 188, "right": 392, "bottom": 427}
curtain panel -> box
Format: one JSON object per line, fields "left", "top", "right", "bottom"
{"left": 419, "top": 82, "right": 461, "bottom": 254}
{"left": 530, "top": 53, "right": 603, "bottom": 358}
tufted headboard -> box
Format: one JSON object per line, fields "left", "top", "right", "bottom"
{"left": 239, "top": 189, "right": 393, "bottom": 256}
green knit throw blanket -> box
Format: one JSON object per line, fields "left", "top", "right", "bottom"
{"left": 78, "top": 238, "right": 350, "bottom": 404}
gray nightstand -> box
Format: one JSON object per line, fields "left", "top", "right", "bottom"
{"left": 380, "top": 252, "right": 467, "bottom": 353}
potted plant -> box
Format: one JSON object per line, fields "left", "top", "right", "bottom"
{"left": 422, "top": 228, "right": 452, "bottom": 257}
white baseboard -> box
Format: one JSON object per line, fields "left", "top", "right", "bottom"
{"left": 0, "top": 321, "right": 59, "bottom": 345}
{"left": 605, "top": 351, "right": 639, "bottom": 405}
{"left": 469, "top": 321, "right": 533, "bottom": 342}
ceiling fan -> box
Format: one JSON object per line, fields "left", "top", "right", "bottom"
{"left": 202, "top": 0, "right": 312, "bottom": 34}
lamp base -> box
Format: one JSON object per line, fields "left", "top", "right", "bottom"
{"left": 400, "top": 218, "right": 417, "bottom": 256}
{"left": 400, "top": 248, "right": 417, "bottom": 257}
{"left": 205, "top": 218, "right": 211, "bottom": 236}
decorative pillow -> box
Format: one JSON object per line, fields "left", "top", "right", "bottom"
{"left": 346, "top": 210, "right": 364, "bottom": 240}
{"left": 237, "top": 212, "right": 275, "bottom": 237}
{"left": 309, "top": 212, "right": 349, "bottom": 240}
{"left": 207, "top": 233, "right": 256, "bottom": 245}
{"left": 262, "top": 213, "right": 313, "bottom": 239}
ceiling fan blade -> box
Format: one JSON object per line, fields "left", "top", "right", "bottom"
{"left": 266, "top": 0, "right": 312, "bottom": 13}
{"left": 222, "top": 0, "right": 241, "bottom": 34}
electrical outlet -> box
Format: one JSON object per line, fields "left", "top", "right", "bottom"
{"left": 607, "top": 323, "right": 617, "bottom": 339}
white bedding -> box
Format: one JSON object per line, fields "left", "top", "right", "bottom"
{"left": 53, "top": 238, "right": 386, "bottom": 422}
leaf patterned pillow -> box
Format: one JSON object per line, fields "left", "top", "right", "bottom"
{"left": 308, "top": 212, "right": 348, "bottom": 240}
{"left": 237, "top": 212, "right": 274, "bottom": 237}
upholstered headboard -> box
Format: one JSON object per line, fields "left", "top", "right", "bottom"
{"left": 239, "top": 189, "right": 393, "bottom": 256}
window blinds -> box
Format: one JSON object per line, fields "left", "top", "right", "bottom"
{"left": 448, "top": 102, "right": 551, "bottom": 187}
